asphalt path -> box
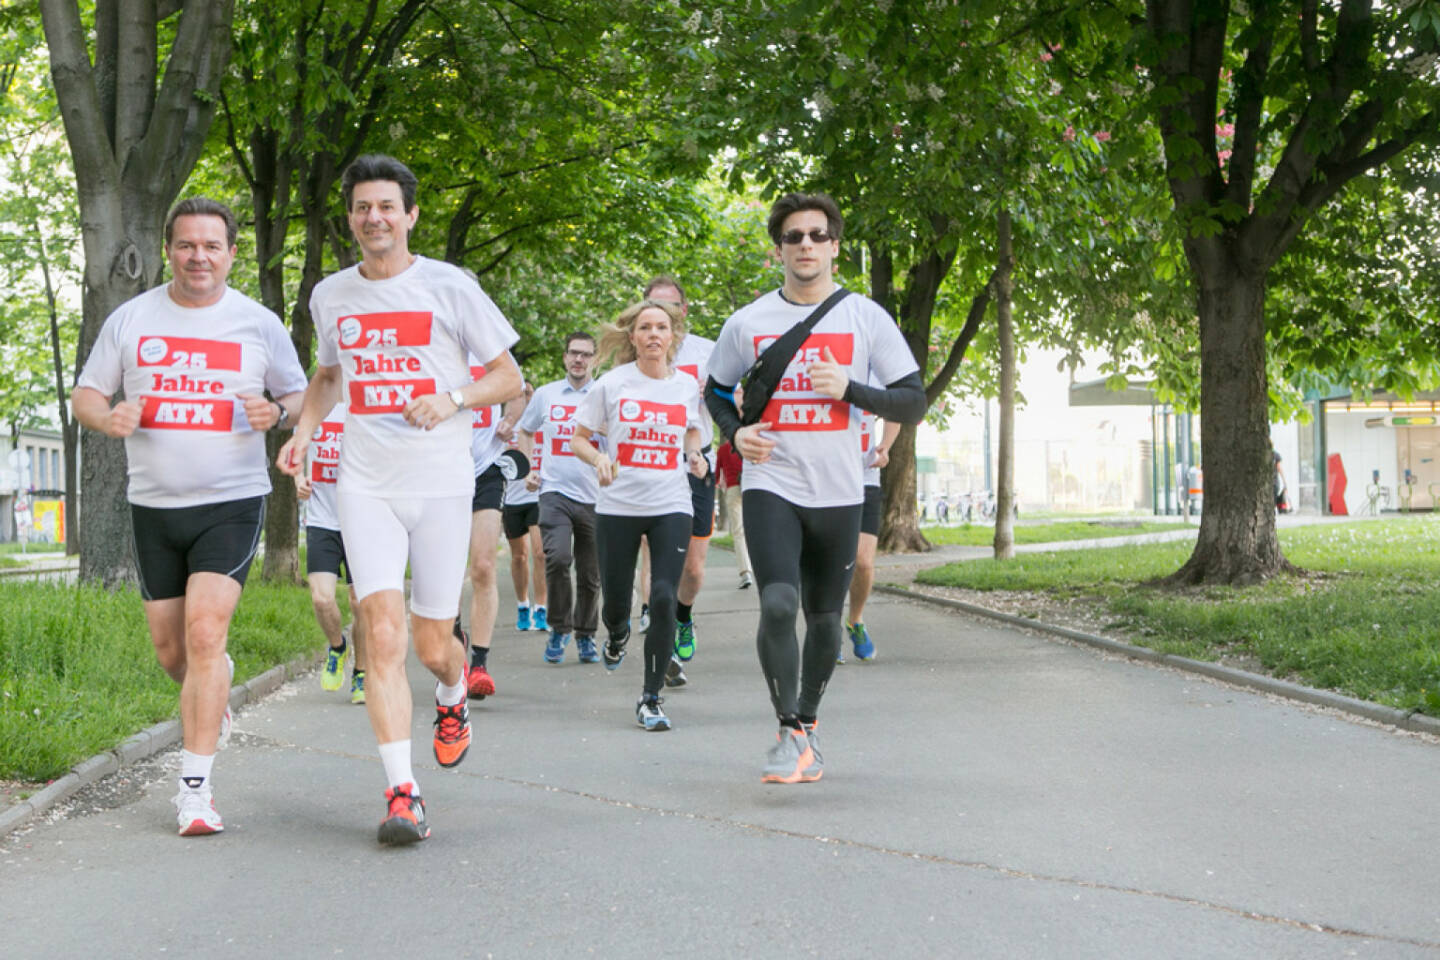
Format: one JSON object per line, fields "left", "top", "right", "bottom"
{"left": 2, "top": 542, "right": 1438, "bottom": 958}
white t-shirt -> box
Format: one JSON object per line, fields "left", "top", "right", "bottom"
{"left": 76, "top": 284, "right": 308, "bottom": 508}
{"left": 518, "top": 378, "right": 599, "bottom": 504}
{"left": 304, "top": 402, "right": 347, "bottom": 530}
{"left": 708, "top": 288, "right": 918, "bottom": 507}
{"left": 467, "top": 354, "right": 507, "bottom": 476}
{"left": 575, "top": 363, "right": 701, "bottom": 518}
{"left": 503, "top": 429, "right": 538, "bottom": 506}
{"left": 673, "top": 332, "right": 715, "bottom": 450}
{"left": 311, "top": 256, "right": 518, "bottom": 498}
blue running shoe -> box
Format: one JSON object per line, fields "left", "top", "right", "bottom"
{"left": 603, "top": 626, "right": 629, "bottom": 670}
{"left": 638, "top": 604, "right": 650, "bottom": 633}
{"left": 575, "top": 635, "right": 599, "bottom": 664}
{"left": 544, "top": 631, "right": 569, "bottom": 664}
{"left": 532, "top": 606, "right": 548, "bottom": 632}
{"left": 516, "top": 604, "right": 531, "bottom": 631}
{"left": 636, "top": 695, "right": 671, "bottom": 731}
{"left": 674, "top": 621, "right": 696, "bottom": 661}
{"left": 848, "top": 622, "right": 876, "bottom": 661}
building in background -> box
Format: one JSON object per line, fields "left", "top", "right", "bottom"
{"left": 1, "top": 427, "right": 67, "bottom": 542}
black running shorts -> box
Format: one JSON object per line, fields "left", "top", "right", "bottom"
{"left": 860, "top": 484, "right": 883, "bottom": 537}
{"left": 688, "top": 469, "right": 716, "bottom": 539}
{"left": 305, "top": 525, "right": 352, "bottom": 583}
{"left": 130, "top": 496, "right": 265, "bottom": 601}
{"left": 471, "top": 462, "right": 505, "bottom": 513}
{"left": 502, "top": 501, "right": 539, "bottom": 541}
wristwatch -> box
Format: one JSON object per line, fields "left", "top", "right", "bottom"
{"left": 273, "top": 402, "right": 290, "bottom": 430}
{"left": 448, "top": 388, "right": 466, "bottom": 410}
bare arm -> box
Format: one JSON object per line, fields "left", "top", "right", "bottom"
{"left": 570, "top": 424, "right": 615, "bottom": 486}
{"left": 276, "top": 365, "right": 342, "bottom": 476}
{"left": 72, "top": 386, "right": 140, "bottom": 438}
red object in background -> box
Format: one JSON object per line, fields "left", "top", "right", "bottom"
{"left": 716, "top": 442, "right": 743, "bottom": 487}
{"left": 1327, "top": 453, "right": 1348, "bottom": 515}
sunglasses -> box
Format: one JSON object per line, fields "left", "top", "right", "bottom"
{"left": 779, "top": 228, "right": 834, "bottom": 245}
{"left": 566, "top": 349, "right": 595, "bottom": 359}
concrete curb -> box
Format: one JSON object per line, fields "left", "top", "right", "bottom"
{"left": 0, "top": 651, "right": 321, "bottom": 840}
{"left": 876, "top": 583, "right": 1440, "bottom": 738}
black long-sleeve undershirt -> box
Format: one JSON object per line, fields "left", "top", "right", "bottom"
{"left": 707, "top": 370, "right": 926, "bottom": 441}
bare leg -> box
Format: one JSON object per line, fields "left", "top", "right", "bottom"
{"left": 466, "top": 510, "right": 503, "bottom": 652}
{"left": 848, "top": 531, "right": 878, "bottom": 624}
{"left": 309, "top": 572, "right": 344, "bottom": 646}
{"left": 175, "top": 573, "right": 242, "bottom": 753}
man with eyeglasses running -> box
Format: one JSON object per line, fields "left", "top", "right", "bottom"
{"left": 704, "top": 192, "right": 926, "bottom": 784}
{"left": 517, "top": 332, "right": 603, "bottom": 665}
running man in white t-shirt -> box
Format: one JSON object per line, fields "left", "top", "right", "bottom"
{"left": 278, "top": 155, "right": 522, "bottom": 845}
{"left": 571, "top": 300, "right": 706, "bottom": 731}
{"left": 72, "top": 197, "right": 309, "bottom": 836}
{"left": 517, "top": 333, "right": 602, "bottom": 665}
{"left": 295, "top": 401, "right": 366, "bottom": 702}
{"left": 704, "top": 192, "right": 927, "bottom": 784}
{"left": 499, "top": 384, "right": 547, "bottom": 632}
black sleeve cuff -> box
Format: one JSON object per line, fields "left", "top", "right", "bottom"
{"left": 842, "top": 371, "right": 927, "bottom": 424}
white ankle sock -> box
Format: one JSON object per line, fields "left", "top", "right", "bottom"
{"left": 435, "top": 676, "right": 466, "bottom": 706}
{"left": 179, "top": 749, "right": 214, "bottom": 789}
{"left": 378, "top": 740, "right": 415, "bottom": 791}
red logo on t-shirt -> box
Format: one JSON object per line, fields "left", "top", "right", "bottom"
{"left": 550, "top": 435, "right": 575, "bottom": 458}
{"left": 336, "top": 312, "right": 433, "bottom": 350}
{"left": 548, "top": 404, "right": 576, "bottom": 425}
{"left": 311, "top": 460, "right": 338, "bottom": 484}
{"left": 139, "top": 396, "right": 234, "bottom": 431}
{"left": 349, "top": 378, "right": 435, "bottom": 414}
{"left": 136, "top": 336, "right": 242, "bottom": 371}
{"left": 312, "top": 420, "right": 344, "bottom": 446}
{"left": 473, "top": 406, "right": 494, "bottom": 429}
{"left": 677, "top": 363, "right": 699, "bottom": 380}
{"left": 618, "top": 443, "right": 678, "bottom": 470}
{"left": 751, "top": 332, "right": 854, "bottom": 367}
{"left": 760, "top": 398, "right": 850, "bottom": 432}
{"left": 617, "top": 398, "right": 687, "bottom": 427}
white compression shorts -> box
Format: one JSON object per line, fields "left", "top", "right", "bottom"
{"left": 337, "top": 491, "right": 471, "bottom": 619}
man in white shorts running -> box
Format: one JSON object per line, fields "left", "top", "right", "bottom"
{"left": 73, "top": 197, "right": 308, "bottom": 836}
{"left": 279, "top": 154, "right": 521, "bottom": 845}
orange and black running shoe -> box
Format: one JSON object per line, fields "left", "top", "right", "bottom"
{"left": 467, "top": 663, "right": 495, "bottom": 700}
{"left": 377, "top": 782, "right": 429, "bottom": 845}
{"left": 433, "top": 697, "right": 472, "bottom": 768}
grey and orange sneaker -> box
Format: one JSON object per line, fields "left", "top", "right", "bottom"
{"left": 799, "top": 721, "right": 823, "bottom": 782}
{"left": 377, "top": 782, "right": 429, "bottom": 845}
{"left": 761, "top": 727, "right": 815, "bottom": 784}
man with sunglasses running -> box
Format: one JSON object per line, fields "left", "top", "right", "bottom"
{"left": 704, "top": 192, "right": 926, "bottom": 784}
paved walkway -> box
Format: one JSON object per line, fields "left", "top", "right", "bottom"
{"left": 3, "top": 540, "right": 1438, "bottom": 958}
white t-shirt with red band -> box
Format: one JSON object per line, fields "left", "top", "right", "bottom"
{"left": 467, "top": 354, "right": 508, "bottom": 476}
{"left": 304, "top": 402, "right": 347, "bottom": 530}
{"left": 576, "top": 363, "right": 701, "bottom": 518}
{"left": 673, "top": 332, "right": 714, "bottom": 450}
{"left": 311, "top": 256, "right": 518, "bottom": 498}
{"left": 76, "top": 284, "right": 308, "bottom": 508}
{"left": 708, "top": 287, "right": 918, "bottom": 508}
{"left": 518, "top": 378, "right": 599, "bottom": 504}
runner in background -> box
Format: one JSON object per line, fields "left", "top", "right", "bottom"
{"left": 518, "top": 333, "right": 602, "bottom": 666}
{"left": 297, "top": 400, "right": 367, "bottom": 702}
{"left": 571, "top": 299, "right": 705, "bottom": 730}
{"left": 501, "top": 384, "right": 547, "bottom": 632}
{"left": 715, "top": 439, "right": 752, "bottom": 589}
{"left": 644, "top": 276, "right": 714, "bottom": 686}
{"left": 842, "top": 408, "right": 900, "bottom": 662}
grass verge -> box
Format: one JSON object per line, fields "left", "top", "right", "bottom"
{"left": 920, "top": 519, "right": 1192, "bottom": 547}
{"left": 916, "top": 517, "right": 1440, "bottom": 715}
{"left": 0, "top": 578, "right": 328, "bottom": 781}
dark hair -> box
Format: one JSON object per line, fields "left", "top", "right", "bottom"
{"left": 766, "top": 192, "right": 844, "bottom": 245}
{"left": 643, "top": 274, "right": 687, "bottom": 305}
{"left": 342, "top": 154, "right": 419, "bottom": 212}
{"left": 164, "top": 197, "right": 238, "bottom": 247}
{"left": 564, "top": 330, "right": 597, "bottom": 352}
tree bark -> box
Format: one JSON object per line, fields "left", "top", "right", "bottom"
{"left": 41, "top": 0, "right": 235, "bottom": 585}
{"left": 1165, "top": 264, "right": 1289, "bottom": 585}
{"left": 993, "top": 209, "right": 1016, "bottom": 560}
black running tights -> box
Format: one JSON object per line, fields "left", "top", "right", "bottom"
{"left": 596, "top": 512, "right": 691, "bottom": 696}
{"left": 741, "top": 490, "right": 862, "bottom": 720}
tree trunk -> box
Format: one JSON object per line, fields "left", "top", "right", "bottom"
{"left": 993, "top": 209, "right": 1016, "bottom": 560}
{"left": 1165, "top": 265, "right": 1289, "bottom": 585}
{"left": 879, "top": 423, "right": 929, "bottom": 552}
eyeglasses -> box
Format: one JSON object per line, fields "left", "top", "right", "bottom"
{"left": 779, "top": 228, "right": 834, "bottom": 245}
{"left": 565, "top": 349, "right": 595, "bottom": 359}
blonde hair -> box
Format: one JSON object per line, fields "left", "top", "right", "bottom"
{"left": 596, "top": 298, "right": 687, "bottom": 368}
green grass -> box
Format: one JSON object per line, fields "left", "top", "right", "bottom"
{"left": 0, "top": 578, "right": 327, "bottom": 781}
{"left": 920, "top": 519, "right": 1192, "bottom": 547}
{"left": 916, "top": 517, "right": 1440, "bottom": 714}
{"left": 0, "top": 542, "right": 67, "bottom": 555}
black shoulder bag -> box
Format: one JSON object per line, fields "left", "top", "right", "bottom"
{"left": 738, "top": 287, "right": 851, "bottom": 426}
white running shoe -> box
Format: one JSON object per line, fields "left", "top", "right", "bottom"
{"left": 635, "top": 695, "right": 672, "bottom": 731}
{"left": 173, "top": 786, "right": 224, "bottom": 836}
